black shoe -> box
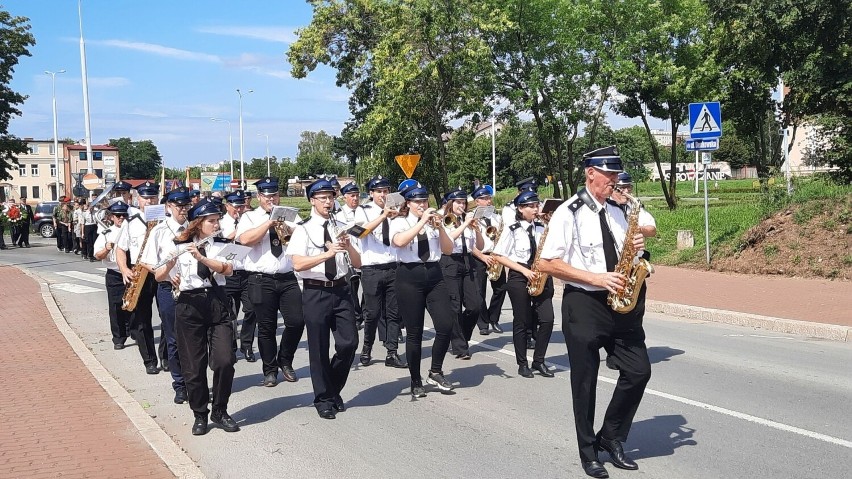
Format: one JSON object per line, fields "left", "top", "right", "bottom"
{"left": 161, "top": 361, "right": 170, "bottom": 372}
{"left": 411, "top": 382, "right": 426, "bottom": 398}
{"left": 455, "top": 353, "right": 472, "bottom": 360}
{"left": 596, "top": 436, "right": 638, "bottom": 470}
{"left": 191, "top": 416, "right": 208, "bottom": 436}
{"left": 88, "top": 257, "right": 95, "bottom": 262}
{"left": 145, "top": 364, "right": 159, "bottom": 375}
{"left": 82, "top": 255, "right": 88, "bottom": 260}
{"left": 526, "top": 337, "right": 536, "bottom": 350}
{"left": 263, "top": 372, "right": 278, "bottom": 387}
{"left": 581, "top": 460, "right": 609, "bottom": 478}
{"left": 333, "top": 396, "right": 346, "bottom": 412}
{"left": 359, "top": 348, "right": 372, "bottom": 366}
{"left": 317, "top": 408, "right": 336, "bottom": 420}
{"left": 174, "top": 388, "right": 187, "bottom": 404}
{"left": 384, "top": 352, "right": 408, "bottom": 368}
{"left": 532, "top": 362, "right": 555, "bottom": 378}
{"left": 280, "top": 365, "right": 298, "bottom": 382}
{"left": 356, "top": 321, "right": 364, "bottom": 331}
{"left": 479, "top": 328, "right": 490, "bottom": 336}
{"left": 211, "top": 410, "right": 240, "bottom": 432}
{"left": 518, "top": 364, "right": 534, "bottom": 378}
{"left": 491, "top": 323, "right": 503, "bottom": 334}
{"left": 241, "top": 348, "right": 256, "bottom": 362}
{"left": 605, "top": 354, "right": 618, "bottom": 370}
{"left": 426, "top": 371, "right": 454, "bottom": 391}
{"left": 113, "top": 343, "right": 125, "bottom": 350}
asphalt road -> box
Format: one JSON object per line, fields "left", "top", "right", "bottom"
{"left": 4, "top": 237, "right": 851, "bottom": 479}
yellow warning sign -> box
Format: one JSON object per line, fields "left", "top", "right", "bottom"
{"left": 395, "top": 154, "right": 421, "bottom": 178}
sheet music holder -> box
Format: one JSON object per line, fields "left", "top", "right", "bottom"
{"left": 541, "top": 199, "right": 564, "bottom": 215}
{"left": 473, "top": 205, "right": 495, "bottom": 219}
{"left": 214, "top": 243, "right": 252, "bottom": 264}
{"left": 270, "top": 206, "right": 299, "bottom": 223}
{"left": 144, "top": 204, "right": 167, "bottom": 222}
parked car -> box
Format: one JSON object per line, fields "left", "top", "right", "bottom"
{"left": 32, "top": 201, "right": 59, "bottom": 238}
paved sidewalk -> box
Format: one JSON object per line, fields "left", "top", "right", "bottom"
{"left": 0, "top": 265, "right": 177, "bottom": 479}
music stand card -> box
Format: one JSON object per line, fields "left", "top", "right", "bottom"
{"left": 270, "top": 206, "right": 299, "bottom": 222}
{"left": 385, "top": 193, "right": 405, "bottom": 209}
{"left": 214, "top": 243, "right": 251, "bottom": 263}
{"left": 144, "top": 204, "right": 167, "bottom": 222}
{"left": 541, "top": 199, "right": 564, "bottom": 214}
{"left": 473, "top": 205, "right": 495, "bottom": 219}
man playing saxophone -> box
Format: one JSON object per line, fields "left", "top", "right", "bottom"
{"left": 538, "top": 146, "right": 651, "bottom": 479}
{"left": 491, "top": 189, "right": 555, "bottom": 379}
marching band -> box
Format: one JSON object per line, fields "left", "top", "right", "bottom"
{"left": 84, "top": 145, "right": 652, "bottom": 477}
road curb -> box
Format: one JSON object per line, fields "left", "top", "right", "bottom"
{"left": 646, "top": 300, "right": 850, "bottom": 342}
{"left": 24, "top": 268, "right": 206, "bottom": 479}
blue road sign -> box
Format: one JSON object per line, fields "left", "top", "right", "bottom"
{"left": 689, "top": 102, "right": 722, "bottom": 139}
{"left": 685, "top": 138, "right": 719, "bottom": 151}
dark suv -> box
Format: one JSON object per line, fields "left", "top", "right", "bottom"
{"left": 32, "top": 201, "right": 59, "bottom": 238}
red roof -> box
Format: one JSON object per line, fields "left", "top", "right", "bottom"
{"left": 66, "top": 144, "right": 119, "bottom": 151}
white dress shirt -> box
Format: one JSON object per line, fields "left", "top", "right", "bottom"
{"left": 219, "top": 213, "right": 238, "bottom": 240}
{"left": 389, "top": 213, "right": 443, "bottom": 263}
{"left": 235, "top": 207, "right": 300, "bottom": 274}
{"left": 115, "top": 206, "right": 150, "bottom": 264}
{"left": 141, "top": 216, "right": 187, "bottom": 268}
{"left": 286, "top": 213, "right": 351, "bottom": 281}
{"left": 161, "top": 237, "right": 231, "bottom": 291}
{"left": 540, "top": 192, "right": 629, "bottom": 291}
{"left": 493, "top": 219, "right": 545, "bottom": 265}
{"left": 353, "top": 203, "right": 397, "bottom": 266}
{"left": 477, "top": 213, "right": 502, "bottom": 254}
{"left": 94, "top": 226, "right": 122, "bottom": 271}
{"left": 446, "top": 223, "right": 476, "bottom": 255}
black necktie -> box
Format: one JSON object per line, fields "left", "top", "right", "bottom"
{"left": 381, "top": 217, "right": 390, "bottom": 246}
{"left": 269, "top": 215, "right": 282, "bottom": 257}
{"left": 462, "top": 229, "right": 468, "bottom": 255}
{"left": 417, "top": 231, "right": 430, "bottom": 262}
{"left": 323, "top": 221, "right": 337, "bottom": 280}
{"left": 527, "top": 224, "right": 537, "bottom": 265}
{"left": 599, "top": 209, "right": 618, "bottom": 272}
{"left": 197, "top": 246, "right": 211, "bottom": 280}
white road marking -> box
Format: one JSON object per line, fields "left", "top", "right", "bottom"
{"left": 457, "top": 331, "right": 852, "bottom": 449}
{"left": 55, "top": 270, "right": 104, "bottom": 285}
{"left": 52, "top": 283, "right": 103, "bottom": 294}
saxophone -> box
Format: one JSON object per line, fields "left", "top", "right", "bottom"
{"left": 606, "top": 188, "right": 653, "bottom": 313}
{"left": 121, "top": 221, "right": 157, "bottom": 311}
{"left": 526, "top": 219, "right": 550, "bottom": 297}
{"left": 485, "top": 219, "right": 505, "bottom": 281}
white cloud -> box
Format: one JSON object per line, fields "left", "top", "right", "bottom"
{"left": 196, "top": 26, "right": 297, "bottom": 44}
{"left": 93, "top": 39, "right": 221, "bottom": 63}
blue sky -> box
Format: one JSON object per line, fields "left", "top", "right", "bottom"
{"left": 6, "top": 1, "right": 666, "bottom": 171}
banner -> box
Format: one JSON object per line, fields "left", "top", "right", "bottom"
{"left": 646, "top": 162, "right": 732, "bottom": 182}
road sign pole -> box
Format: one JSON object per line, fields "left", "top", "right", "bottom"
{"left": 703, "top": 152, "right": 711, "bottom": 264}
{"left": 694, "top": 150, "right": 699, "bottom": 194}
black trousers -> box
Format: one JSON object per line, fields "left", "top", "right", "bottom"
{"left": 247, "top": 273, "right": 304, "bottom": 376}
{"left": 104, "top": 270, "right": 130, "bottom": 345}
{"left": 350, "top": 273, "right": 364, "bottom": 324}
{"left": 505, "top": 270, "right": 555, "bottom": 366}
{"left": 57, "top": 223, "right": 71, "bottom": 252}
{"left": 155, "top": 283, "right": 184, "bottom": 391}
{"left": 11, "top": 224, "right": 20, "bottom": 244}
{"left": 360, "top": 263, "right": 401, "bottom": 354}
{"left": 53, "top": 222, "right": 61, "bottom": 249}
{"left": 562, "top": 285, "right": 651, "bottom": 463}
{"left": 303, "top": 283, "right": 358, "bottom": 411}
{"left": 83, "top": 224, "right": 96, "bottom": 257}
{"left": 129, "top": 274, "right": 158, "bottom": 368}
{"left": 473, "top": 257, "right": 508, "bottom": 330}
{"left": 175, "top": 286, "right": 236, "bottom": 417}
{"left": 395, "top": 262, "right": 455, "bottom": 384}
{"left": 224, "top": 270, "right": 257, "bottom": 351}
{"left": 17, "top": 221, "right": 30, "bottom": 246}
{"left": 440, "top": 254, "right": 483, "bottom": 356}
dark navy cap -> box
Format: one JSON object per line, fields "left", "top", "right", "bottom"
{"left": 225, "top": 190, "right": 247, "bottom": 205}
{"left": 583, "top": 146, "right": 624, "bottom": 172}
{"left": 472, "top": 185, "right": 493, "bottom": 199}
{"left": 402, "top": 182, "right": 429, "bottom": 200}
{"left": 190, "top": 189, "right": 201, "bottom": 198}
{"left": 445, "top": 187, "right": 467, "bottom": 201}
{"left": 514, "top": 190, "right": 541, "bottom": 206}
{"left": 440, "top": 192, "right": 450, "bottom": 206}
{"left": 254, "top": 177, "right": 279, "bottom": 194}
{"left": 616, "top": 172, "right": 633, "bottom": 186}
{"left": 328, "top": 176, "right": 341, "bottom": 188}
{"left": 305, "top": 178, "right": 336, "bottom": 199}
{"left": 340, "top": 182, "right": 359, "bottom": 195}
{"left": 113, "top": 181, "right": 132, "bottom": 192}
{"left": 515, "top": 177, "right": 538, "bottom": 191}
{"left": 108, "top": 200, "right": 129, "bottom": 215}
{"left": 366, "top": 175, "right": 391, "bottom": 191}
{"left": 166, "top": 187, "right": 191, "bottom": 205}
{"left": 398, "top": 179, "right": 418, "bottom": 194}
{"left": 188, "top": 199, "right": 222, "bottom": 221}
{"left": 135, "top": 181, "right": 159, "bottom": 197}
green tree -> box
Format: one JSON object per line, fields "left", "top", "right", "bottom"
{"left": 109, "top": 137, "right": 162, "bottom": 179}
{"left": 294, "top": 130, "right": 344, "bottom": 178}
{"left": 0, "top": 8, "right": 35, "bottom": 181}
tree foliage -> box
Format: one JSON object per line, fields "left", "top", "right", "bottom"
{"left": 109, "top": 137, "right": 162, "bottom": 179}
{"left": 0, "top": 8, "right": 35, "bottom": 181}
{"left": 294, "top": 130, "right": 344, "bottom": 178}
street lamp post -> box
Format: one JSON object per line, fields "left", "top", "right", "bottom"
{"left": 236, "top": 88, "right": 253, "bottom": 188}
{"left": 257, "top": 133, "right": 270, "bottom": 177}
{"left": 211, "top": 118, "right": 233, "bottom": 181}
{"left": 45, "top": 69, "right": 66, "bottom": 200}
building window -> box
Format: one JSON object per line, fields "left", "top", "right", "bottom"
{"left": 49, "top": 143, "right": 56, "bottom": 155}
{"left": 32, "top": 186, "right": 40, "bottom": 199}
{"left": 50, "top": 164, "right": 56, "bottom": 177}
{"left": 28, "top": 143, "right": 37, "bottom": 154}
{"left": 18, "top": 164, "right": 26, "bottom": 176}
{"left": 95, "top": 168, "right": 103, "bottom": 177}
{"left": 19, "top": 186, "right": 26, "bottom": 198}
{"left": 31, "top": 164, "right": 39, "bottom": 176}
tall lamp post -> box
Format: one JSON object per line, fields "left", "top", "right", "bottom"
{"left": 211, "top": 118, "right": 234, "bottom": 181}
{"left": 236, "top": 88, "right": 253, "bottom": 188}
{"left": 45, "top": 69, "right": 66, "bottom": 200}
{"left": 257, "top": 133, "right": 270, "bottom": 177}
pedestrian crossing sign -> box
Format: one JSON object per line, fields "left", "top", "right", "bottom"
{"left": 689, "top": 102, "right": 722, "bottom": 139}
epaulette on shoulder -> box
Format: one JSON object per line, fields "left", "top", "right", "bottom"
{"left": 568, "top": 197, "right": 584, "bottom": 212}
{"left": 361, "top": 204, "right": 372, "bottom": 209}
{"left": 505, "top": 201, "right": 513, "bottom": 207}
{"left": 509, "top": 223, "right": 521, "bottom": 231}
{"left": 213, "top": 237, "right": 230, "bottom": 243}
{"left": 533, "top": 221, "right": 544, "bottom": 228}
{"left": 297, "top": 219, "right": 309, "bottom": 225}
{"left": 605, "top": 199, "right": 620, "bottom": 208}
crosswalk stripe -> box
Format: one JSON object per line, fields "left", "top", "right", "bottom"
{"left": 56, "top": 270, "right": 104, "bottom": 285}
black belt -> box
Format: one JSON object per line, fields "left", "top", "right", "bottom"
{"left": 253, "top": 272, "right": 296, "bottom": 281}
{"left": 361, "top": 262, "right": 397, "bottom": 271}
{"left": 302, "top": 277, "right": 348, "bottom": 288}
{"left": 181, "top": 286, "right": 216, "bottom": 295}
{"left": 105, "top": 269, "right": 122, "bottom": 277}
{"left": 400, "top": 261, "right": 440, "bottom": 268}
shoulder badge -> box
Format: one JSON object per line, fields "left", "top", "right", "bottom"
{"left": 509, "top": 223, "right": 521, "bottom": 231}
{"left": 297, "top": 219, "right": 309, "bottom": 225}
{"left": 213, "top": 237, "right": 230, "bottom": 243}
